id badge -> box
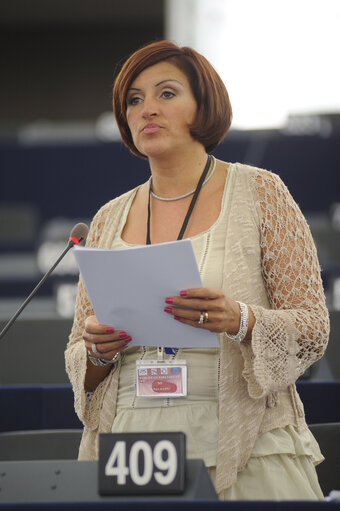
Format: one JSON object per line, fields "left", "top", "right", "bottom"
{"left": 136, "top": 359, "right": 187, "bottom": 398}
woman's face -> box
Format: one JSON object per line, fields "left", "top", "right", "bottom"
{"left": 126, "top": 61, "right": 198, "bottom": 159}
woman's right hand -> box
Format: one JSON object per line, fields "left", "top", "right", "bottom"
{"left": 83, "top": 314, "right": 132, "bottom": 364}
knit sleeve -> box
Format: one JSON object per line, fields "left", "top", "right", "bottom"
{"left": 240, "top": 170, "right": 330, "bottom": 398}
{"left": 64, "top": 203, "right": 117, "bottom": 429}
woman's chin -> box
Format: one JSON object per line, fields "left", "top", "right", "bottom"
{"left": 137, "top": 143, "right": 171, "bottom": 160}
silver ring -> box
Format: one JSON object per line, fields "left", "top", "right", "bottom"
{"left": 109, "top": 353, "right": 120, "bottom": 364}
{"left": 198, "top": 312, "right": 204, "bottom": 324}
{"left": 92, "top": 343, "right": 101, "bottom": 355}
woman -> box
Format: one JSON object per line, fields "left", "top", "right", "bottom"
{"left": 65, "top": 40, "right": 329, "bottom": 499}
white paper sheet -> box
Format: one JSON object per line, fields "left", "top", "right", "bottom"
{"left": 73, "top": 239, "right": 218, "bottom": 348}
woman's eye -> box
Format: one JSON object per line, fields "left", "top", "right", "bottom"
{"left": 161, "top": 90, "right": 175, "bottom": 99}
{"left": 128, "top": 96, "right": 142, "bottom": 105}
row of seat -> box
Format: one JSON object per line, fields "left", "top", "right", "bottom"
{"left": 0, "top": 382, "right": 339, "bottom": 496}
{"left": 1, "top": 312, "right": 340, "bottom": 384}
{"left": 1, "top": 382, "right": 339, "bottom": 434}
{"left": 1, "top": 425, "right": 339, "bottom": 496}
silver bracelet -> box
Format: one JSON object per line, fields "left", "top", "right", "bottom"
{"left": 224, "top": 301, "right": 249, "bottom": 343}
{"left": 88, "top": 352, "right": 120, "bottom": 367}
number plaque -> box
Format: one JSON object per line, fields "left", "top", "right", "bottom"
{"left": 98, "top": 432, "right": 186, "bottom": 495}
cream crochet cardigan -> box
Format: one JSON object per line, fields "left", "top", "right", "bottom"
{"left": 65, "top": 163, "right": 329, "bottom": 494}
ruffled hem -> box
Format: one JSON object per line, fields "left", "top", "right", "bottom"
{"left": 209, "top": 453, "right": 324, "bottom": 501}
{"left": 250, "top": 424, "right": 324, "bottom": 464}
{"left": 209, "top": 425, "right": 324, "bottom": 500}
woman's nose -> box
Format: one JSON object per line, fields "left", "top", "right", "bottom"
{"left": 141, "top": 96, "right": 158, "bottom": 119}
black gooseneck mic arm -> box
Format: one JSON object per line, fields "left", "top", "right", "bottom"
{"left": 0, "top": 222, "right": 89, "bottom": 341}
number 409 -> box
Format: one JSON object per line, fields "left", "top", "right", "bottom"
{"left": 105, "top": 440, "right": 178, "bottom": 486}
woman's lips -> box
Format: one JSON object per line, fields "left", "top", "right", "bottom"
{"left": 142, "top": 124, "right": 161, "bottom": 134}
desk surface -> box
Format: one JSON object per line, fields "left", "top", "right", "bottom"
{"left": 0, "top": 459, "right": 217, "bottom": 503}
{"left": 0, "top": 460, "right": 339, "bottom": 510}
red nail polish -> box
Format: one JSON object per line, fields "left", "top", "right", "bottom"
{"left": 180, "top": 290, "right": 187, "bottom": 296}
{"left": 165, "top": 297, "right": 173, "bottom": 304}
{"left": 106, "top": 327, "right": 114, "bottom": 333}
{"left": 164, "top": 306, "right": 172, "bottom": 313}
{"left": 119, "top": 331, "right": 127, "bottom": 338}
{"left": 174, "top": 316, "right": 180, "bottom": 320}
{"left": 124, "top": 336, "right": 132, "bottom": 344}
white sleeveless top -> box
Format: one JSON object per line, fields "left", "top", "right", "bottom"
{"left": 108, "top": 164, "right": 235, "bottom": 466}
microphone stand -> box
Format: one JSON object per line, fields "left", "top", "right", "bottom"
{"left": 0, "top": 239, "right": 75, "bottom": 341}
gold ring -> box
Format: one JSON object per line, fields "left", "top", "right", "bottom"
{"left": 203, "top": 311, "right": 209, "bottom": 323}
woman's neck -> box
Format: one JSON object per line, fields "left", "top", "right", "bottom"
{"left": 148, "top": 147, "right": 209, "bottom": 199}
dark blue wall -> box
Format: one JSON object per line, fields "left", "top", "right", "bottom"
{"left": 2, "top": 130, "right": 340, "bottom": 236}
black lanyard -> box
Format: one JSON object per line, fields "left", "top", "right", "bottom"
{"left": 146, "top": 154, "right": 212, "bottom": 245}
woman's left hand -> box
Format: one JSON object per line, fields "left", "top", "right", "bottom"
{"left": 164, "top": 287, "right": 245, "bottom": 334}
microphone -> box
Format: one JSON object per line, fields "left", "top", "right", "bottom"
{"left": 0, "top": 222, "right": 89, "bottom": 341}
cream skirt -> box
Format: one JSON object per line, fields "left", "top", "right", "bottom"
{"left": 208, "top": 425, "right": 324, "bottom": 500}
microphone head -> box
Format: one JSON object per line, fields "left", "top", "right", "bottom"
{"left": 69, "top": 222, "right": 89, "bottom": 245}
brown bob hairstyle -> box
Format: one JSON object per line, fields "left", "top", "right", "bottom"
{"left": 113, "top": 40, "right": 232, "bottom": 158}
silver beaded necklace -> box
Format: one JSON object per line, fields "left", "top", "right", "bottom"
{"left": 149, "top": 155, "right": 216, "bottom": 202}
